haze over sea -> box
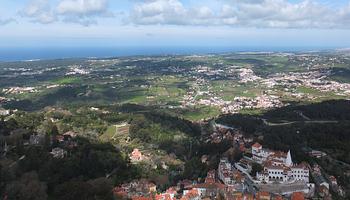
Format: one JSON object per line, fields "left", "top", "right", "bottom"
{"left": 0, "top": 46, "right": 341, "bottom": 62}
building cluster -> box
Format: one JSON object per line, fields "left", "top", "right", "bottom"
{"left": 327, "top": 175, "right": 345, "bottom": 197}
{"left": 218, "top": 158, "right": 245, "bottom": 189}
{"left": 113, "top": 170, "right": 237, "bottom": 200}
{"left": 221, "top": 95, "right": 283, "bottom": 114}
{"left": 195, "top": 65, "right": 224, "bottom": 77}
{"left": 179, "top": 59, "right": 350, "bottom": 117}
{"left": 181, "top": 65, "right": 285, "bottom": 115}
{"left": 2, "top": 86, "right": 37, "bottom": 94}
{"left": 55, "top": 131, "right": 78, "bottom": 147}
{"left": 311, "top": 164, "right": 331, "bottom": 199}
{"left": 113, "top": 179, "right": 157, "bottom": 199}
{"left": 0, "top": 66, "right": 50, "bottom": 77}
{"left": 181, "top": 77, "right": 209, "bottom": 107}
{"left": 262, "top": 71, "right": 350, "bottom": 97}
{"left": 113, "top": 167, "right": 312, "bottom": 200}
{"left": 155, "top": 187, "right": 178, "bottom": 200}
{"left": 65, "top": 65, "right": 90, "bottom": 75}
{"left": 251, "top": 143, "right": 309, "bottom": 184}
{"left": 288, "top": 54, "right": 345, "bottom": 70}
{"left": 115, "top": 128, "right": 320, "bottom": 200}
{"left": 306, "top": 149, "right": 327, "bottom": 158}
{"left": 46, "top": 84, "right": 60, "bottom": 89}
{"left": 128, "top": 148, "right": 173, "bottom": 172}
{"left": 310, "top": 164, "right": 346, "bottom": 199}
{"left": 208, "top": 123, "right": 253, "bottom": 152}
{"left": 0, "top": 128, "right": 78, "bottom": 160}
{"left": 236, "top": 68, "right": 262, "bottom": 83}
{"left": 184, "top": 90, "right": 283, "bottom": 114}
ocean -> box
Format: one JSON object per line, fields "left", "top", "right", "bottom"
{"left": 0, "top": 46, "right": 337, "bottom": 62}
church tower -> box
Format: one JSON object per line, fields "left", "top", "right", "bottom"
{"left": 286, "top": 150, "right": 293, "bottom": 166}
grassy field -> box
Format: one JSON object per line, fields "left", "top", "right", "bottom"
{"left": 170, "top": 106, "right": 221, "bottom": 121}
{"left": 2, "top": 53, "right": 350, "bottom": 119}
{"left": 53, "top": 77, "right": 83, "bottom": 85}
{"left": 121, "top": 76, "right": 188, "bottom": 104}
{"left": 99, "top": 125, "right": 116, "bottom": 142}
{"left": 100, "top": 123, "right": 130, "bottom": 143}
{"left": 211, "top": 81, "right": 263, "bottom": 100}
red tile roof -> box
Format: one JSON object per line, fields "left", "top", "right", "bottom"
{"left": 252, "top": 142, "right": 262, "bottom": 148}
{"left": 192, "top": 182, "right": 226, "bottom": 190}
{"left": 257, "top": 191, "right": 271, "bottom": 200}
{"left": 132, "top": 197, "right": 153, "bottom": 200}
{"left": 181, "top": 188, "right": 199, "bottom": 200}
{"left": 155, "top": 194, "right": 172, "bottom": 200}
{"left": 329, "top": 176, "right": 337, "bottom": 182}
{"left": 166, "top": 187, "right": 178, "bottom": 194}
{"left": 131, "top": 148, "right": 143, "bottom": 160}
{"left": 244, "top": 194, "right": 254, "bottom": 200}
{"left": 291, "top": 192, "right": 305, "bottom": 200}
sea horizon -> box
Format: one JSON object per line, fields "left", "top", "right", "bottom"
{"left": 0, "top": 46, "right": 344, "bottom": 62}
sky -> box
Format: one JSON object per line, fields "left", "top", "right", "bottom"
{"left": 1, "top": 0, "right": 350, "bottom": 49}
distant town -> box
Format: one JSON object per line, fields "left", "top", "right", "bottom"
{"left": 113, "top": 122, "right": 345, "bottom": 200}
{"left": 1, "top": 51, "right": 350, "bottom": 199}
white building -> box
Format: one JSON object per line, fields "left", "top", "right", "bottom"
{"left": 253, "top": 143, "right": 309, "bottom": 183}
{"left": 252, "top": 142, "right": 275, "bottom": 164}
{"left": 50, "top": 147, "right": 67, "bottom": 159}
{"left": 218, "top": 158, "right": 235, "bottom": 185}
{"left": 252, "top": 143, "right": 292, "bottom": 166}
{"left": 257, "top": 163, "right": 309, "bottom": 183}
{"left": 0, "top": 108, "right": 10, "bottom": 116}
{"left": 291, "top": 164, "right": 310, "bottom": 182}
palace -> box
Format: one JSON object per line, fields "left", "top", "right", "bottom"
{"left": 252, "top": 143, "right": 309, "bottom": 183}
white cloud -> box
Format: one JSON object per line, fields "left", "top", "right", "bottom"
{"left": 130, "top": 0, "right": 187, "bottom": 25}
{"left": 0, "top": 17, "right": 16, "bottom": 26}
{"left": 20, "top": 0, "right": 110, "bottom": 26}
{"left": 225, "top": 0, "right": 335, "bottom": 28}
{"left": 17, "top": 0, "right": 350, "bottom": 29}
{"left": 20, "top": 0, "right": 56, "bottom": 24}
{"left": 57, "top": 0, "right": 108, "bottom": 16}
{"left": 130, "top": 0, "right": 219, "bottom": 25}
{"left": 128, "top": 0, "right": 350, "bottom": 29}
{"left": 339, "top": 3, "right": 350, "bottom": 23}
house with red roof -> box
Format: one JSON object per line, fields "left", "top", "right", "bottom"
{"left": 114, "top": 179, "right": 157, "bottom": 199}
{"left": 130, "top": 148, "right": 144, "bottom": 162}
{"left": 291, "top": 192, "right": 305, "bottom": 200}
{"left": 181, "top": 188, "right": 200, "bottom": 200}
{"left": 256, "top": 191, "right": 271, "bottom": 200}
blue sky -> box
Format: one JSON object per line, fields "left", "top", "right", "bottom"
{"left": 1, "top": 0, "right": 350, "bottom": 49}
